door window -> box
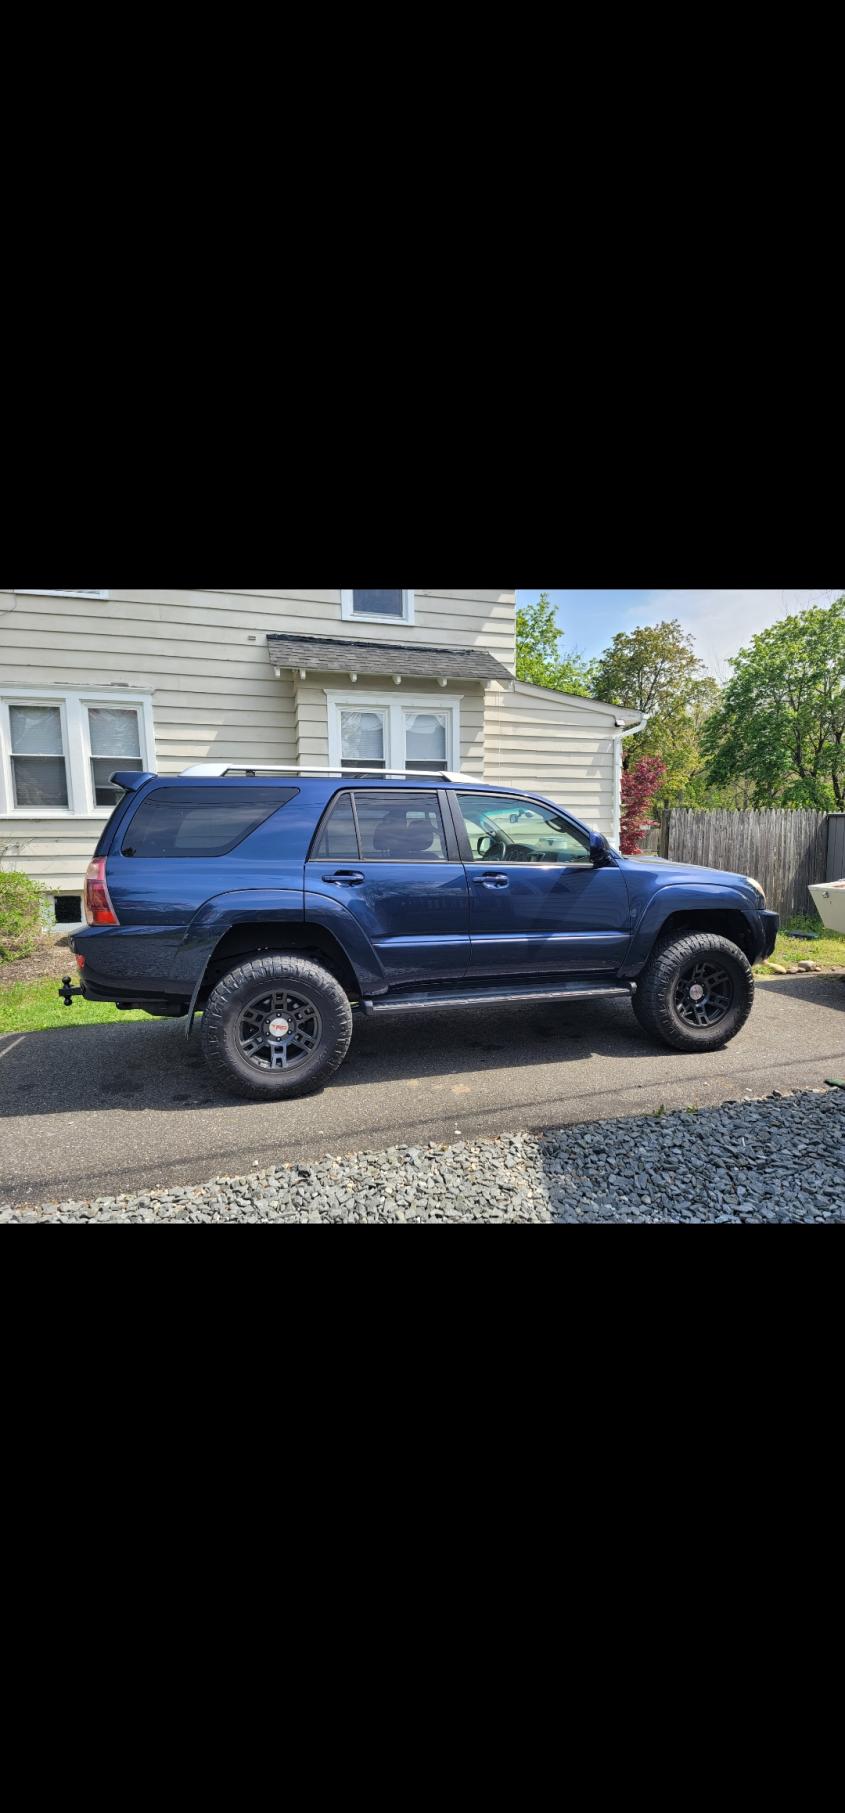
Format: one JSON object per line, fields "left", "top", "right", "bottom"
{"left": 456, "top": 794, "right": 592, "bottom": 864}
{"left": 354, "top": 790, "right": 447, "bottom": 861}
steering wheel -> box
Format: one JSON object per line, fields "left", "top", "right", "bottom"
{"left": 476, "top": 831, "right": 506, "bottom": 859}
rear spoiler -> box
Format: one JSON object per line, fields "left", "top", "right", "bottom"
{"left": 109, "top": 770, "right": 156, "bottom": 792}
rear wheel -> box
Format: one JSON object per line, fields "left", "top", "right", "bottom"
{"left": 202, "top": 954, "right": 353, "bottom": 1099}
{"left": 632, "top": 932, "right": 754, "bottom": 1052}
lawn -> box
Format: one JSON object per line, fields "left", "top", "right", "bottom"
{"left": 1, "top": 916, "right": 843, "bottom": 1037}
{"left": 754, "top": 916, "right": 845, "bottom": 975}
{"left": 0, "top": 978, "right": 149, "bottom": 1035}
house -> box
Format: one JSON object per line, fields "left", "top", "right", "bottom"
{"left": 0, "top": 589, "right": 644, "bottom": 921}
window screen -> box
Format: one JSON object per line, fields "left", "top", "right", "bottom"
{"left": 311, "top": 793, "right": 359, "bottom": 860}
{"left": 120, "top": 787, "right": 298, "bottom": 858}
{"left": 353, "top": 791, "right": 447, "bottom": 861}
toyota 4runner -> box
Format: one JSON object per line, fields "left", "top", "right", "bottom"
{"left": 62, "top": 767, "right": 779, "bottom": 1099}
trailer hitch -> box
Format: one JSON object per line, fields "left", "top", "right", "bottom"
{"left": 59, "top": 976, "right": 84, "bottom": 1007}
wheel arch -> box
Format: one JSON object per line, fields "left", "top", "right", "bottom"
{"left": 623, "top": 888, "right": 761, "bottom": 973}
{"left": 194, "top": 920, "right": 364, "bottom": 1010}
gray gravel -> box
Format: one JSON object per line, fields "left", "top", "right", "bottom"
{"left": 1, "top": 1086, "right": 843, "bottom": 1223}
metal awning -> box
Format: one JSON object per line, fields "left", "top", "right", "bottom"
{"left": 266, "top": 632, "right": 512, "bottom": 682}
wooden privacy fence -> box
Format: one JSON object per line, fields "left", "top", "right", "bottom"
{"left": 658, "top": 808, "right": 834, "bottom": 919}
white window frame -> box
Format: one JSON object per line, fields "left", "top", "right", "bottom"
{"left": 340, "top": 589, "right": 415, "bottom": 625}
{"left": 325, "top": 689, "right": 461, "bottom": 773}
{"left": 0, "top": 687, "right": 154, "bottom": 817}
{"left": 13, "top": 589, "right": 110, "bottom": 600}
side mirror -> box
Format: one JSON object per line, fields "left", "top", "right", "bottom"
{"left": 590, "top": 831, "right": 609, "bottom": 864}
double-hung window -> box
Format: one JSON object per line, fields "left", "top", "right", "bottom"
{"left": 7, "top": 704, "right": 69, "bottom": 808}
{"left": 340, "top": 590, "right": 415, "bottom": 624}
{"left": 0, "top": 690, "right": 154, "bottom": 815}
{"left": 87, "top": 706, "right": 143, "bottom": 805}
{"left": 327, "top": 692, "right": 460, "bottom": 775}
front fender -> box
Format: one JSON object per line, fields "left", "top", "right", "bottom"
{"left": 621, "top": 884, "right": 759, "bottom": 976}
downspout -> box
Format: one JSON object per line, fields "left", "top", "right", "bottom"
{"left": 610, "top": 714, "right": 650, "bottom": 847}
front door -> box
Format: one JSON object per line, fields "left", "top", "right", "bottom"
{"left": 305, "top": 787, "right": 470, "bottom": 986}
{"left": 449, "top": 791, "right": 631, "bottom": 975}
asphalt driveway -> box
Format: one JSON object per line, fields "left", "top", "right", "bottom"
{"left": 2, "top": 974, "right": 845, "bottom": 1208}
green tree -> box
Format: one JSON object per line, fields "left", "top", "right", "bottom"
{"left": 515, "top": 594, "right": 595, "bottom": 697}
{"left": 591, "top": 619, "right": 712, "bottom": 805}
{"left": 703, "top": 597, "right": 845, "bottom": 810}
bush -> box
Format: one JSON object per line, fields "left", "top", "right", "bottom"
{"left": 0, "top": 870, "right": 44, "bottom": 961}
{"left": 620, "top": 756, "right": 668, "bottom": 854}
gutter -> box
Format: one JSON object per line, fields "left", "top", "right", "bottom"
{"left": 609, "top": 713, "right": 650, "bottom": 846}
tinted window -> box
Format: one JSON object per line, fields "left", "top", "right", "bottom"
{"left": 120, "top": 786, "right": 298, "bottom": 858}
{"left": 312, "top": 793, "right": 359, "bottom": 860}
{"left": 457, "top": 794, "right": 591, "bottom": 863}
{"left": 354, "top": 791, "right": 447, "bottom": 861}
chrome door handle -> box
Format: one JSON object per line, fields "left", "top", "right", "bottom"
{"left": 472, "top": 872, "right": 509, "bottom": 888}
{"left": 322, "top": 871, "right": 365, "bottom": 885}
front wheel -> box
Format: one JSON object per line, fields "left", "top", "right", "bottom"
{"left": 632, "top": 932, "right": 754, "bottom": 1052}
{"left": 201, "top": 954, "right": 353, "bottom": 1099}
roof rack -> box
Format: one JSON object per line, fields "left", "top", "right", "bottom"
{"left": 179, "top": 763, "right": 484, "bottom": 782}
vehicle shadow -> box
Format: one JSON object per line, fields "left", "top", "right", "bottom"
{"left": 0, "top": 994, "right": 652, "bottom": 1116}
{"left": 3, "top": 975, "right": 845, "bottom": 1122}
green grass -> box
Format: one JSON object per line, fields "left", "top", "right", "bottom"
{"left": 754, "top": 915, "right": 845, "bottom": 975}
{"left": 0, "top": 978, "right": 149, "bottom": 1035}
{"left": 2, "top": 914, "right": 843, "bottom": 1036}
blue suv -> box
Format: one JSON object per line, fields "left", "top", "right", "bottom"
{"left": 63, "top": 767, "right": 779, "bottom": 1099}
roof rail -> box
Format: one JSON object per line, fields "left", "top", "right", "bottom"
{"left": 179, "top": 763, "right": 483, "bottom": 782}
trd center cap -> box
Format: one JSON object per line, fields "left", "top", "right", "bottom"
{"left": 688, "top": 983, "right": 705, "bottom": 1002}
{"left": 267, "top": 1015, "right": 290, "bottom": 1039}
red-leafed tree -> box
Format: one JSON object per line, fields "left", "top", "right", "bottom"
{"left": 619, "top": 755, "right": 667, "bottom": 854}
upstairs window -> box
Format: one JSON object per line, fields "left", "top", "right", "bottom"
{"left": 340, "top": 590, "right": 415, "bottom": 624}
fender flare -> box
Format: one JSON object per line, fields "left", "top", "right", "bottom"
{"left": 621, "top": 883, "right": 759, "bottom": 976}
{"left": 180, "top": 888, "right": 385, "bottom": 1036}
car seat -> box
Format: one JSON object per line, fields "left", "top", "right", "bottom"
{"left": 371, "top": 810, "right": 437, "bottom": 858}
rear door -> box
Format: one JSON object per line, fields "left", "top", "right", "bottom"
{"left": 449, "top": 791, "right": 631, "bottom": 975}
{"left": 305, "top": 787, "right": 470, "bottom": 985}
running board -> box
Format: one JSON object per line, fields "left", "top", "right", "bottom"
{"left": 362, "top": 980, "right": 634, "bottom": 1015}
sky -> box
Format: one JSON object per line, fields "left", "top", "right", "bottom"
{"left": 516, "top": 589, "right": 844, "bottom": 677}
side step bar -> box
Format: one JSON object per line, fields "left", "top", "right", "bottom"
{"left": 361, "top": 980, "right": 634, "bottom": 1015}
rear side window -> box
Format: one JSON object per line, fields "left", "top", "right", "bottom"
{"left": 355, "top": 790, "right": 447, "bottom": 861}
{"left": 120, "top": 786, "right": 298, "bottom": 858}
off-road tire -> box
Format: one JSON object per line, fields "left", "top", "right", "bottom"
{"left": 632, "top": 931, "right": 754, "bottom": 1053}
{"left": 201, "top": 954, "right": 353, "bottom": 1100}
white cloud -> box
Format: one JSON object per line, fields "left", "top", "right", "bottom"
{"left": 631, "top": 590, "right": 843, "bottom": 675}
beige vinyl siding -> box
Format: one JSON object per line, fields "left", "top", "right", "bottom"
{"left": 1, "top": 590, "right": 515, "bottom": 664}
{"left": 483, "top": 682, "right": 620, "bottom": 839}
{"left": 0, "top": 591, "right": 513, "bottom": 893}
{"left": 0, "top": 819, "right": 103, "bottom": 893}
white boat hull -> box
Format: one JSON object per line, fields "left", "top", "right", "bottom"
{"left": 809, "top": 881, "right": 845, "bottom": 935}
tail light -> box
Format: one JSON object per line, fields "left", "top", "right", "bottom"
{"left": 84, "top": 858, "right": 119, "bottom": 926}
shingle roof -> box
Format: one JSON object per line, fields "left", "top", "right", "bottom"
{"left": 266, "top": 632, "right": 512, "bottom": 682}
